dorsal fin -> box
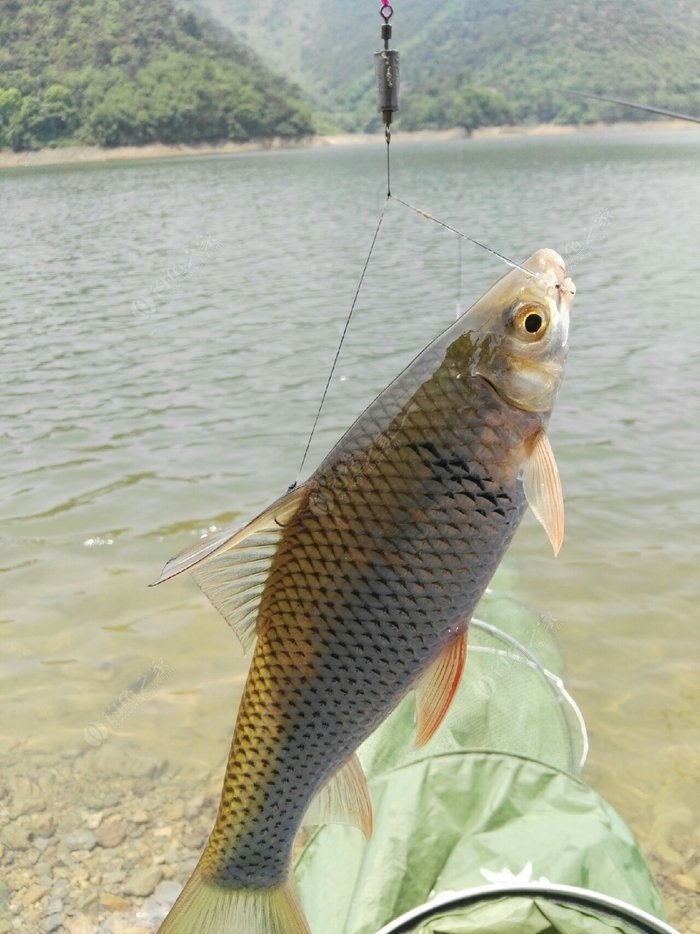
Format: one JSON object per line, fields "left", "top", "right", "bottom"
{"left": 151, "top": 484, "right": 308, "bottom": 651}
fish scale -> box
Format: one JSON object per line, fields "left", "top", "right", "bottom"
{"left": 156, "top": 249, "right": 574, "bottom": 933}
{"left": 201, "top": 370, "right": 537, "bottom": 891}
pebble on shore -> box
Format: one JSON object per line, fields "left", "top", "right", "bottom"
{"left": 1, "top": 745, "right": 218, "bottom": 933}
{"left": 0, "top": 741, "right": 696, "bottom": 932}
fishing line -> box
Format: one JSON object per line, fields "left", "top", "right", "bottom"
{"left": 290, "top": 1, "right": 547, "bottom": 486}
{"left": 388, "top": 193, "right": 544, "bottom": 278}
{"left": 455, "top": 235, "right": 463, "bottom": 320}
{"left": 290, "top": 189, "right": 541, "bottom": 487}
{"left": 291, "top": 198, "right": 389, "bottom": 488}
{"left": 564, "top": 89, "right": 700, "bottom": 124}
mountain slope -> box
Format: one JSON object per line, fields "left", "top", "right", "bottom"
{"left": 0, "top": 0, "right": 314, "bottom": 150}
{"left": 184, "top": 0, "right": 700, "bottom": 129}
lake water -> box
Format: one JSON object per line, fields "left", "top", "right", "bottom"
{"left": 1, "top": 129, "right": 699, "bottom": 928}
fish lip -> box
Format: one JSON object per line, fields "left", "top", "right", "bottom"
{"left": 525, "top": 248, "right": 568, "bottom": 286}
{"left": 556, "top": 276, "right": 576, "bottom": 297}
{"left": 555, "top": 275, "right": 576, "bottom": 344}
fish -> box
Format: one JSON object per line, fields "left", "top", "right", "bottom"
{"left": 154, "top": 248, "right": 575, "bottom": 934}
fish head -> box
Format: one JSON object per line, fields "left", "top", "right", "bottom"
{"left": 463, "top": 248, "right": 575, "bottom": 414}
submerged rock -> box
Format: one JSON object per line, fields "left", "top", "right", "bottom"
{"left": 95, "top": 819, "right": 127, "bottom": 849}
{"left": 16, "top": 883, "right": 48, "bottom": 906}
{"left": 64, "top": 829, "right": 97, "bottom": 851}
{"left": 100, "top": 892, "right": 131, "bottom": 912}
{"left": 0, "top": 824, "right": 33, "bottom": 850}
{"left": 122, "top": 866, "right": 163, "bottom": 898}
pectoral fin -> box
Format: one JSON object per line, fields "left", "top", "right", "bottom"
{"left": 303, "top": 753, "right": 373, "bottom": 839}
{"left": 151, "top": 484, "right": 308, "bottom": 651}
{"left": 414, "top": 626, "right": 467, "bottom": 748}
{"left": 523, "top": 429, "right": 564, "bottom": 556}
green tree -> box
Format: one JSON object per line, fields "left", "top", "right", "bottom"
{"left": 0, "top": 87, "right": 22, "bottom": 148}
{"left": 85, "top": 84, "right": 153, "bottom": 146}
{"left": 444, "top": 85, "right": 513, "bottom": 135}
{"left": 400, "top": 78, "right": 513, "bottom": 134}
{"left": 0, "top": 0, "right": 314, "bottom": 151}
{"left": 6, "top": 84, "right": 79, "bottom": 149}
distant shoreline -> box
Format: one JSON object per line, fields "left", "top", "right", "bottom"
{"left": 0, "top": 120, "right": 695, "bottom": 170}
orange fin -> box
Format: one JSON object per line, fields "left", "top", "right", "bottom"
{"left": 414, "top": 626, "right": 467, "bottom": 748}
{"left": 523, "top": 429, "right": 564, "bottom": 556}
{"left": 150, "top": 484, "right": 308, "bottom": 652}
{"left": 302, "top": 753, "right": 373, "bottom": 839}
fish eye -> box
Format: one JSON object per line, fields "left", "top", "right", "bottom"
{"left": 524, "top": 312, "right": 543, "bottom": 333}
{"left": 512, "top": 304, "right": 548, "bottom": 341}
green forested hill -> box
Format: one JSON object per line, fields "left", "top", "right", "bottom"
{"left": 185, "top": 0, "right": 700, "bottom": 130}
{"left": 0, "top": 0, "right": 314, "bottom": 150}
{"left": 2, "top": 0, "right": 697, "bottom": 151}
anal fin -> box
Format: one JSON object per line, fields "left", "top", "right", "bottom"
{"left": 415, "top": 625, "right": 467, "bottom": 748}
{"left": 302, "top": 753, "right": 373, "bottom": 839}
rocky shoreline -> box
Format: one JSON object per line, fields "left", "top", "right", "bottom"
{"left": 1, "top": 742, "right": 697, "bottom": 932}
{"left": 1, "top": 744, "right": 222, "bottom": 933}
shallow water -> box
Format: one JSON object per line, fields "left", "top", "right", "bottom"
{"left": 1, "top": 130, "right": 699, "bottom": 927}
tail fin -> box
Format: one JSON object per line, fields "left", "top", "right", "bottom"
{"left": 158, "top": 864, "right": 310, "bottom": 934}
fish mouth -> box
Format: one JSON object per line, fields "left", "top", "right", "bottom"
{"left": 524, "top": 249, "right": 576, "bottom": 334}
{"left": 524, "top": 248, "right": 567, "bottom": 284}
{"left": 555, "top": 275, "right": 576, "bottom": 340}
{"left": 524, "top": 249, "right": 576, "bottom": 298}
{"left": 525, "top": 249, "right": 575, "bottom": 299}
{"left": 557, "top": 276, "right": 576, "bottom": 297}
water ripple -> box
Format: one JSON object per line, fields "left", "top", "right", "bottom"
{"left": 1, "top": 135, "right": 698, "bottom": 851}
